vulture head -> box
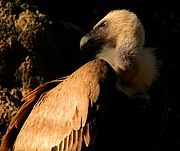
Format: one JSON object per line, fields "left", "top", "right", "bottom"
{"left": 80, "top": 9, "right": 159, "bottom": 98}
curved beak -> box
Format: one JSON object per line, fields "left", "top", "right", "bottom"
{"left": 80, "top": 33, "right": 93, "bottom": 51}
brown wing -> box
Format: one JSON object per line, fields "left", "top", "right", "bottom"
{"left": 1, "top": 59, "right": 117, "bottom": 151}
{"left": 0, "top": 77, "right": 66, "bottom": 151}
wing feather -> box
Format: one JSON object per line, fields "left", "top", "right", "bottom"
{"left": 1, "top": 59, "right": 117, "bottom": 151}
{"left": 0, "top": 78, "right": 64, "bottom": 151}
{"left": 83, "top": 123, "right": 90, "bottom": 147}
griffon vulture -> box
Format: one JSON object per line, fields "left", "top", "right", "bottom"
{"left": 80, "top": 9, "right": 168, "bottom": 150}
{"left": 0, "top": 9, "right": 168, "bottom": 151}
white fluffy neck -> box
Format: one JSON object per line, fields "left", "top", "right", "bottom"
{"left": 96, "top": 45, "right": 159, "bottom": 98}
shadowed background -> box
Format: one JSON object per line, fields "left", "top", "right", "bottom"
{"left": 0, "top": 0, "right": 179, "bottom": 150}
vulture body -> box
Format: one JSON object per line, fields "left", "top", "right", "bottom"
{"left": 80, "top": 9, "right": 168, "bottom": 150}
{"left": 1, "top": 9, "right": 168, "bottom": 151}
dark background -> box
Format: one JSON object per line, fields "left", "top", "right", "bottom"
{"left": 0, "top": 0, "right": 180, "bottom": 150}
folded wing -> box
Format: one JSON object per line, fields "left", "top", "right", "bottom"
{"left": 1, "top": 59, "right": 117, "bottom": 151}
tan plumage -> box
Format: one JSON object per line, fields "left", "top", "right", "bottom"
{"left": 80, "top": 9, "right": 159, "bottom": 98}
{"left": 0, "top": 59, "right": 117, "bottom": 151}
{"left": 80, "top": 9, "right": 169, "bottom": 150}
{"left": 1, "top": 9, "right": 168, "bottom": 151}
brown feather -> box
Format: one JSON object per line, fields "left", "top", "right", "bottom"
{"left": 83, "top": 123, "right": 90, "bottom": 147}
{"left": 0, "top": 78, "right": 65, "bottom": 151}
{"left": 0, "top": 59, "right": 117, "bottom": 151}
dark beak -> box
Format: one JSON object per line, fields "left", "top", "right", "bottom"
{"left": 80, "top": 33, "right": 93, "bottom": 51}
{"left": 80, "top": 29, "right": 104, "bottom": 52}
{"left": 79, "top": 29, "right": 105, "bottom": 62}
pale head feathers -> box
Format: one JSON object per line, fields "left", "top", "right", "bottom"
{"left": 94, "top": 9, "right": 145, "bottom": 51}
{"left": 94, "top": 9, "right": 159, "bottom": 98}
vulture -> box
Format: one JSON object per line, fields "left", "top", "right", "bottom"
{"left": 0, "top": 9, "right": 168, "bottom": 151}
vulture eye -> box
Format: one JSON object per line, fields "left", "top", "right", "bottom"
{"left": 98, "top": 21, "right": 108, "bottom": 29}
